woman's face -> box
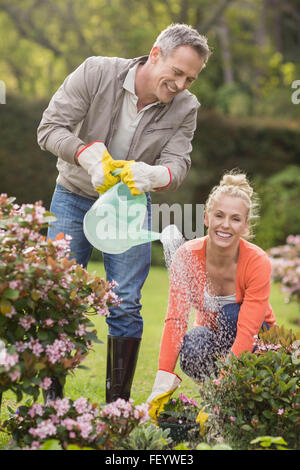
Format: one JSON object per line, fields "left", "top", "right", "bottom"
{"left": 204, "top": 195, "right": 249, "bottom": 248}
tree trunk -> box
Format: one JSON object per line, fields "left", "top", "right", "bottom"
{"left": 216, "top": 16, "right": 234, "bottom": 85}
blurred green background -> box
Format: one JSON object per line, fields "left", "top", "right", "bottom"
{"left": 1, "top": 0, "right": 300, "bottom": 260}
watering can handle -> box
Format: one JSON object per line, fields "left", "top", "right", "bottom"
{"left": 111, "top": 169, "right": 122, "bottom": 177}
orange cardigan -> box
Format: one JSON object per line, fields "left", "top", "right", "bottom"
{"left": 158, "top": 236, "right": 276, "bottom": 372}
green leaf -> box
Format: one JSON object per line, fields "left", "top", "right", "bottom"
{"left": 43, "top": 214, "right": 57, "bottom": 224}
{"left": 40, "top": 439, "right": 62, "bottom": 450}
{"left": 66, "top": 444, "right": 94, "bottom": 450}
{"left": 253, "top": 395, "right": 263, "bottom": 402}
{"left": 38, "top": 330, "right": 48, "bottom": 341}
{"left": 77, "top": 365, "right": 90, "bottom": 371}
{"left": 84, "top": 332, "right": 103, "bottom": 344}
{"left": 250, "top": 436, "right": 288, "bottom": 448}
{"left": 3, "top": 288, "right": 19, "bottom": 300}
{"left": 212, "top": 443, "right": 232, "bottom": 450}
{"left": 241, "top": 424, "right": 252, "bottom": 431}
{"left": 7, "top": 405, "right": 16, "bottom": 415}
{"left": 195, "top": 443, "right": 212, "bottom": 450}
{"left": 0, "top": 298, "right": 12, "bottom": 315}
{"left": 262, "top": 410, "right": 273, "bottom": 419}
{"left": 34, "top": 362, "right": 46, "bottom": 371}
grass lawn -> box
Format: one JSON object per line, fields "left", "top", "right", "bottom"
{"left": 0, "top": 261, "right": 299, "bottom": 448}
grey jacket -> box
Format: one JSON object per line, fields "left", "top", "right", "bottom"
{"left": 37, "top": 55, "right": 200, "bottom": 199}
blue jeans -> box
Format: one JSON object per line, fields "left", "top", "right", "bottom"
{"left": 47, "top": 184, "right": 152, "bottom": 338}
{"left": 179, "top": 303, "right": 269, "bottom": 382}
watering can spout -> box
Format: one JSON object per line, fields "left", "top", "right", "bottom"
{"left": 83, "top": 170, "right": 160, "bottom": 254}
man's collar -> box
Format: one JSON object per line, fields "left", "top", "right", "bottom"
{"left": 117, "top": 56, "right": 148, "bottom": 84}
{"left": 123, "top": 63, "right": 139, "bottom": 95}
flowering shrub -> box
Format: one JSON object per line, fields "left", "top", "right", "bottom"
{"left": 268, "top": 235, "right": 300, "bottom": 304}
{"left": 2, "top": 397, "right": 149, "bottom": 450}
{"left": 199, "top": 325, "right": 300, "bottom": 449}
{"left": 99, "top": 398, "right": 149, "bottom": 447}
{"left": 0, "top": 194, "right": 119, "bottom": 401}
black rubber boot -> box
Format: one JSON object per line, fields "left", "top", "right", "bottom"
{"left": 43, "top": 376, "right": 64, "bottom": 404}
{"left": 106, "top": 335, "right": 141, "bottom": 403}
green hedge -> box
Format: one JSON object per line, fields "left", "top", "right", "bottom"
{"left": 0, "top": 95, "right": 57, "bottom": 210}
{"left": 155, "top": 110, "right": 300, "bottom": 206}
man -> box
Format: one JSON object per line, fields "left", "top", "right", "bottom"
{"left": 37, "top": 23, "right": 211, "bottom": 403}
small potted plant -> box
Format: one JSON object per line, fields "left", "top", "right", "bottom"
{"left": 157, "top": 394, "right": 200, "bottom": 442}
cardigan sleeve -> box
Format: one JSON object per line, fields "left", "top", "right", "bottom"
{"left": 230, "top": 253, "right": 272, "bottom": 357}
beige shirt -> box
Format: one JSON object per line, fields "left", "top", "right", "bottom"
{"left": 109, "top": 64, "right": 159, "bottom": 160}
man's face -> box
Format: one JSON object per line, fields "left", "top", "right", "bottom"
{"left": 149, "top": 45, "right": 205, "bottom": 103}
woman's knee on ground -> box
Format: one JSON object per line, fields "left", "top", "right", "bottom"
{"left": 179, "top": 327, "right": 218, "bottom": 382}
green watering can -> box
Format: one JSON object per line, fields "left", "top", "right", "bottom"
{"left": 83, "top": 169, "right": 161, "bottom": 254}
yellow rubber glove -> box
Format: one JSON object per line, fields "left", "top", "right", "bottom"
{"left": 77, "top": 141, "right": 127, "bottom": 194}
{"left": 120, "top": 161, "right": 171, "bottom": 196}
{"left": 148, "top": 390, "right": 176, "bottom": 422}
{"left": 120, "top": 161, "right": 141, "bottom": 196}
{"left": 94, "top": 151, "right": 127, "bottom": 194}
{"left": 196, "top": 407, "right": 209, "bottom": 437}
{"left": 147, "top": 370, "right": 182, "bottom": 422}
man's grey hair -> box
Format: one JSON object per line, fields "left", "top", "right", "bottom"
{"left": 153, "top": 23, "right": 212, "bottom": 66}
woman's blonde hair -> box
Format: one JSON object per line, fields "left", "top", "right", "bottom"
{"left": 205, "top": 169, "right": 260, "bottom": 240}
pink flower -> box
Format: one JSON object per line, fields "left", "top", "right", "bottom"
{"left": 9, "top": 370, "right": 21, "bottom": 382}
{"left": 74, "top": 397, "right": 89, "bottom": 414}
{"left": 45, "top": 339, "right": 74, "bottom": 364}
{"left": 0, "top": 350, "right": 19, "bottom": 371}
{"left": 190, "top": 398, "right": 199, "bottom": 407}
{"left": 8, "top": 280, "right": 20, "bottom": 289}
{"left": 277, "top": 408, "right": 285, "bottom": 415}
{"left": 62, "top": 418, "right": 77, "bottom": 431}
{"left": 101, "top": 403, "right": 121, "bottom": 418}
{"left": 134, "top": 403, "right": 149, "bottom": 423}
{"left": 15, "top": 341, "right": 27, "bottom": 353}
{"left": 29, "top": 419, "right": 57, "bottom": 440}
{"left": 51, "top": 398, "right": 71, "bottom": 417}
{"left": 39, "top": 377, "right": 52, "bottom": 390}
{"left": 18, "top": 315, "right": 35, "bottom": 331}
{"left": 75, "top": 324, "right": 87, "bottom": 337}
{"left": 178, "top": 393, "right": 189, "bottom": 403}
{"left": 229, "top": 416, "right": 236, "bottom": 422}
{"left": 29, "top": 404, "right": 44, "bottom": 418}
{"left": 28, "top": 339, "right": 44, "bottom": 357}
{"left": 31, "top": 441, "right": 41, "bottom": 450}
{"left": 213, "top": 378, "right": 221, "bottom": 386}
{"left": 76, "top": 419, "right": 93, "bottom": 439}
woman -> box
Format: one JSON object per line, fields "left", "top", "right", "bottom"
{"left": 147, "top": 171, "right": 276, "bottom": 415}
